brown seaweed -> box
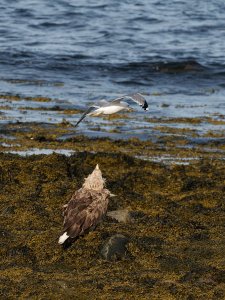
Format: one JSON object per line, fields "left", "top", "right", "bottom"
{"left": 0, "top": 150, "right": 224, "bottom": 299}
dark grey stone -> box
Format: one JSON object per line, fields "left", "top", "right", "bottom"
{"left": 100, "top": 234, "right": 129, "bottom": 261}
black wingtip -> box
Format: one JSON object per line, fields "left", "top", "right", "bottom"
{"left": 142, "top": 101, "right": 149, "bottom": 111}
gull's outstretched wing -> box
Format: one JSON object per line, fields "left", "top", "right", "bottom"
{"left": 126, "top": 93, "right": 148, "bottom": 110}
{"left": 97, "top": 99, "right": 110, "bottom": 107}
{"left": 74, "top": 106, "right": 96, "bottom": 128}
{"left": 110, "top": 97, "right": 125, "bottom": 104}
{"left": 111, "top": 93, "right": 148, "bottom": 111}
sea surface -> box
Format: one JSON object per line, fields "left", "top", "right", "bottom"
{"left": 0, "top": 0, "right": 225, "bottom": 138}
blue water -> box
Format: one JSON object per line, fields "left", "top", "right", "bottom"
{"left": 0, "top": 0, "right": 225, "bottom": 134}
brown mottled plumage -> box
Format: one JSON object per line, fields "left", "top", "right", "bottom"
{"left": 58, "top": 164, "right": 111, "bottom": 246}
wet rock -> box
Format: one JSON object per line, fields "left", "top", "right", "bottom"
{"left": 157, "top": 60, "right": 204, "bottom": 73}
{"left": 106, "top": 208, "right": 133, "bottom": 223}
{"left": 100, "top": 234, "right": 129, "bottom": 261}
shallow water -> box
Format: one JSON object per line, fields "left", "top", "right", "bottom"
{"left": 0, "top": 0, "right": 225, "bottom": 139}
{"left": 4, "top": 148, "right": 75, "bottom": 156}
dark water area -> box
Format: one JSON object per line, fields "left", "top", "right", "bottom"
{"left": 1, "top": 1, "right": 225, "bottom": 96}
{"left": 0, "top": 0, "right": 225, "bottom": 138}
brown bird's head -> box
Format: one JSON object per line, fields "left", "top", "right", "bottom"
{"left": 82, "top": 164, "right": 105, "bottom": 191}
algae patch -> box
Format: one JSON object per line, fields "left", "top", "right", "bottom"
{"left": 0, "top": 152, "right": 225, "bottom": 299}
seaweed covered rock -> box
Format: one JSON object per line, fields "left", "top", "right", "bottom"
{"left": 100, "top": 234, "right": 129, "bottom": 261}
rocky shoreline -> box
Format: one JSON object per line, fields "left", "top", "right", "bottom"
{"left": 0, "top": 90, "right": 224, "bottom": 299}
{"left": 0, "top": 147, "right": 224, "bottom": 299}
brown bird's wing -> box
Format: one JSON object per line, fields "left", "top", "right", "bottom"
{"left": 62, "top": 191, "right": 108, "bottom": 239}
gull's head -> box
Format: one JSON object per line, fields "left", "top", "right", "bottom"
{"left": 83, "top": 164, "right": 105, "bottom": 191}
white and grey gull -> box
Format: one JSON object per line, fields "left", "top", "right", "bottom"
{"left": 74, "top": 93, "right": 148, "bottom": 127}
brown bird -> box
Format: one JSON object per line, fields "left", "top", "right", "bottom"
{"left": 58, "top": 164, "right": 111, "bottom": 246}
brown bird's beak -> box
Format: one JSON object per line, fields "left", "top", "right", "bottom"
{"left": 110, "top": 193, "right": 117, "bottom": 197}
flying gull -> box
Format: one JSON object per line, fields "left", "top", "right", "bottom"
{"left": 74, "top": 93, "right": 148, "bottom": 127}
{"left": 58, "top": 164, "right": 112, "bottom": 246}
